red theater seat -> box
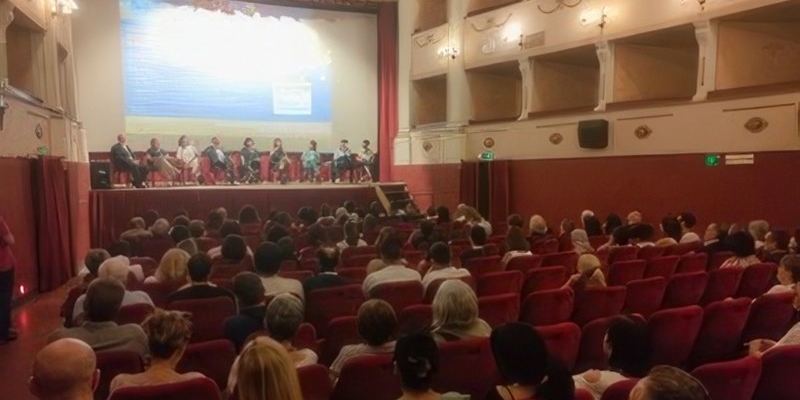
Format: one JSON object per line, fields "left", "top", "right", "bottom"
{"left": 433, "top": 338, "right": 498, "bottom": 400}
{"left": 689, "top": 298, "right": 752, "bottom": 367}
{"left": 752, "top": 345, "right": 800, "bottom": 400}
{"left": 736, "top": 263, "right": 777, "bottom": 298}
{"left": 95, "top": 351, "right": 144, "bottom": 400}
{"left": 331, "top": 354, "right": 401, "bottom": 400}
{"left": 521, "top": 287, "right": 574, "bottom": 326}
{"left": 700, "top": 267, "right": 744, "bottom": 305}
{"left": 662, "top": 271, "right": 708, "bottom": 309}
{"left": 194, "top": 237, "right": 220, "bottom": 253}
{"left": 336, "top": 267, "right": 367, "bottom": 284}
{"left": 463, "top": 256, "right": 504, "bottom": 276}
{"left": 167, "top": 297, "right": 236, "bottom": 343}
{"left": 176, "top": 339, "right": 236, "bottom": 390}
{"left": 692, "top": 356, "right": 762, "bottom": 400}
{"left": 116, "top": 303, "right": 155, "bottom": 326}
{"left": 741, "top": 291, "right": 796, "bottom": 342}
{"left": 478, "top": 293, "right": 520, "bottom": 328}
{"left": 607, "top": 260, "right": 647, "bottom": 287}
{"left": 477, "top": 270, "right": 523, "bottom": 297}
{"left": 648, "top": 305, "right": 704, "bottom": 368}
{"left": 535, "top": 322, "right": 581, "bottom": 372}
{"left": 571, "top": 286, "right": 627, "bottom": 327}
{"left": 505, "top": 254, "right": 543, "bottom": 274}
{"left": 575, "top": 316, "right": 615, "bottom": 373}
{"left": 522, "top": 266, "right": 568, "bottom": 298}
{"left": 644, "top": 255, "right": 680, "bottom": 279}
{"left": 306, "top": 284, "right": 364, "bottom": 338}
{"left": 541, "top": 251, "right": 578, "bottom": 272}
{"left": 531, "top": 239, "right": 560, "bottom": 255}
{"left": 341, "top": 246, "right": 378, "bottom": 267}
{"left": 138, "top": 238, "right": 174, "bottom": 262}
{"left": 141, "top": 281, "right": 181, "bottom": 309}
{"left": 298, "top": 364, "right": 333, "bottom": 400}
{"left": 109, "top": 377, "right": 221, "bottom": 400}
{"left": 599, "top": 379, "right": 639, "bottom": 400}
{"left": 320, "top": 316, "right": 359, "bottom": 366}
{"left": 208, "top": 256, "right": 254, "bottom": 280}
{"left": 397, "top": 304, "right": 433, "bottom": 335}
{"left": 709, "top": 251, "right": 735, "bottom": 270}
{"left": 368, "top": 281, "right": 424, "bottom": 314}
{"left": 637, "top": 245, "right": 666, "bottom": 261}
{"left": 424, "top": 275, "right": 477, "bottom": 303}
{"left": 130, "top": 257, "right": 157, "bottom": 278}
{"left": 278, "top": 270, "right": 313, "bottom": 282}
{"left": 624, "top": 277, "right": 666, "bottom": 318}
{"left": 676, "top": 252, "right": 709, "bottom": 274}
{"left": 606, "top": 246, "right": 639, "bottom": 264}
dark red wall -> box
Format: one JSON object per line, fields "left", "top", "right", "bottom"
{"left": 392, "top": 164, "right": 461, "bottom": 212}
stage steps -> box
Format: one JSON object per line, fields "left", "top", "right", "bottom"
{"left": 375, "top": 182, "right": 418, "bottom": 214}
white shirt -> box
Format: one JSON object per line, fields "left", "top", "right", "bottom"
{"left": 336, "top": 239, "right": 368, "bottom": 251}
{"left": 177, "top": 146, "right": 199, "bottom": 164}
{"left": 422, "top": 266, "right": 471, "bottom": 291}
{"left": 680, "top": 232, "right": 702, "bottom": 244}
{"left": 207, "top": 246, "right": 254, "bottom": 260}
{"left": 776, "top": 322, "right": 800, "bottom": 348}
{"left": 501, "top": 251, "right": 533, "bottom": 266}
{"left": 766, "top": 283, "right": 795, "bottom": 295}
{"left": 362, "top": 264, "right": 422, "bottom": 296}
{"left": 573, "top": 370, "right": 627, "bottom": 400}
{"left": 260, "top": 276, "right": 304, "bottom": 302}
{"left": 72, "top": 290, "right": 154, "bottom": 324}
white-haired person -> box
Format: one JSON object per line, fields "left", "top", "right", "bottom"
{"left": 71, "top": 257, "right": 153, "bottom": 325}
{"left": 430, "top": 280, "right": 491, "bottom": 342}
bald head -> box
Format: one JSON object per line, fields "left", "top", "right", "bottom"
{"left": 30, "top": 339, "right": 98, "bottom": 400}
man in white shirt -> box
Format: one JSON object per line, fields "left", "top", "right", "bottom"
{"left": 363, "top": 237, "right": 421, "bottom": 296}
{"left": 422, "top": 242, "right": 470, "bottom": 292}
{"left": 678, "top": 212, "right": 702, "bottom": 243}
{"left": 254, "top": 242, "right": 304, "bottom": 302}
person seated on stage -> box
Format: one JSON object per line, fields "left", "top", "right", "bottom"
{"left": 358, "top": 139, "right": 376, "bottom": 182}
{"left": 332, "top": 139, "right": 353, "bottom": 183}
{"left": 167, "top": 253, "right": 235, "bottom": 304}
{"left": 239, "top": 137, "right": 261, "bottom": 184}
{"left": 176, "top": 135, "right": 202, "bottom": 183}
{"left": 301, "top": 140, "right": 321, "bottom": 183}
{"left": 203, "top": 136, "right": 235, "bottom": 184}
{"left": 110, "top": 134, "right": 148, "bottom": 188}
{"left": 268, "top": 138, "right": 290, "bottom": 185}
{"left": 145, "top": 138, "right": 179, "bottom": 181}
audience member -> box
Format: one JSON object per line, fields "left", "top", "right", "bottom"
{"left": 460, "top": 225, "right": 489, "bottom": 266}
{"left": 491, "top": 322, "right": 574, "bottom": 400}
{"left": 394, "top": 334, "right": 443, "bottom": 400}
{"left": 627, "top": 211, "right": 643, "bottom": 225}
{"left": 337, "top": 220, "right": 367, "bottom": 250}
{"left": 73, "top": 248, "right": 111, "bottom": 286}
{"left": 304, "top": 247, "right": 349, "bottom": 294}
{"left": 109, "top": 310, "right": 205, "bottom": 392}
{"left": 119, "top": 217, "right": 153, "bottom": 245}
{"left": 762, "top": 229, "right": 790, "bottom": 262}
{"left": 188, "top": 219, "right": 205, "bottom": 238}
{"left": 233, "top": 337, "right": 303, "bottom": 400}
{"left": 363, "top": 237, "right": 421, "bottom": 295}
{"left": 330, "top": 299, "right": 398, "bottom": 380}
{"left": 265, "top": 294, "right": 318, "bottom": 367}
{"left": 49, "top": 278, "right": 148, "bottom": 356}
{"left": 765, "top": 255, "right": 800, "bottom": 305}
{"left": 529, "top": 215, "right": 551, "bottom": 247}
{"left": 628, "top": 365, "right": 709, "bottom": 400}
{"left": 254, "top": 242, "right": 304, "bottom": 301}
{"left": 502, "top": 227, "right": 533, "bottom": 266}
{"left": 409, "top": 220, "right": 443, "bottom": 251}
{"left": 571, "top": 229, "right": 594, "bottom": 255}
{"left": 507, "top": 214, "right": 524, "bottom": 230}
{"left": 167, "top": 253, "right": 235, "bottom": 303}
{"left": 564, "top": 254, "right": 606, "bottom": 291}
{"left": 221, "top": 235, "right": 251, "bottom": 262}
{"left": 603, "top": 214, "right": 623, "bottom": 236}
{"left": 238, "top": 205, "right": 262, "bottom": 235}
{"left": 720, "top": 231, "right": 760, "bottom": 268}
{"left": 176, "top": 238, "right": 199, "bottom": 255}
{"left": 459, "top": 206, "right": 492, "bottom": 236}
{"left": 29, "top": 339, "right": 99, "bottom": 400}
{"left": 209, "top": 222, "right": 255, "bottom": 259}
{"left": 658, "top": 216, "right": 682, "bottom": 245}
{"left": 628, "top": 224, "right": 656, "bottom": 247}
{"left": 366, "top": 227, "right": 399, "bottom": 274}
{"left": 748, "top": 312, "right": 800, "bottom": 358}
{"left": 206, "top": 209, "right": 225, "bottom": 237}
{"left": 224, "top": 272, "right": 268, "bottom": 352}
{"left": 171, "top": 215, "right": 190, "bottom": 227}
{"left": 558, "top": 219, "right": 576, "bottom": 252}
{"left": 422, "top": 242, "right": 471, "bottom": 291}
{"left": 107, "top": 240, "right": 133, "bottom": 258}
{"left": 748, "top": 219, "right": 770, "bottom": 249}
{"left": 583, "top": 215, "right": 603, "bottom": 237}
{"left": 702, "top": 223, "right": 728, "bottom": 254}
{"left": 72, "top": 257, "right": 153, "bottom": 325}
{"left": 169, "top": 225, "right": 191, "bottom": 244}
{"left": 150, "top": 218, "right": 171, "bottom": 239}
{"left": 144, "top": 248, "right": 190, "bottom": 286}
{"left": 677, "top": 212, "right": 701, "bottom": 243}
{"left": 431, "top": 280, "right": 490, "bottom": 342}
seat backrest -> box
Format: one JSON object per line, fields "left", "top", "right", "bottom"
{"left": 433, "top": 338, "right": 498, "bottom": 400}
{"left": 589, "top": 235, "right": 609, "bottom": 249}
{"left": 532, "top": 239, "right": 560, "bottom": 255}
{"left": 424, "top": 275, "right": 477, "bottom": 303}
{"left": 599, "top": 379, "right": 639, "bottom": 400}
{"left": 662, "top": 271, "right": 708, "bottom": 309}
{"left": 138, "top": 238, "right": 175, "bottom": 262}
{"left": 116, "top": 303, "right": 155, "bottom": 326}
{"left": 692, "top": 356, "right": 762, "bottom": 400}
{"left": 534, "top": 322, "right": 581, "bottom": 372}
{"left": 397, "top": 304, "right": 434, "bottom": 335}
{"left": 571, "top": 286, "right": 627, "bottom": 327}
{"left": 505, "top": 254, "right": 543, "bottom": 274}
{"left": 405, "top": 250, "right": 427, "bottom": 266}
{"left": 141, "top": 281, "right": 181, "bottom": 308}
{"left": 320, "top": 316, "right": 360, "bottom": 366}
{"left": 109, "top": 377, "right": 221, "bottom": 400}
{"left": 575, "top": 316, "right": 615, "bottom": 373}
{"left": 607, "top": 260, "right": 647, "bottom": 287}
{"left": 306, "top": 284, "right": 364, "bottom": 338}
{"left": 709, "top": 251, "right": 735, "bottom": 270}
{"left": 478, "top": 293, "right": 520, "bottom": 328}
{"left": 95, "top": 351, "right": 144, "bottom": 400}
{"left": 167, "top": 297, "right": 237, "bottom": 342}
{"left": 625, "top": 277, "right": 667, "bottom": 318}
{"left": 208, "top": 258, "right": 253, "bottom": 281}
{"left": 741, "top": 291, "right": 796, "bottom": 342}
{"left": 541, "top": 251, "right": 578, "bottom": 272}
{"left": 463, "top": 256, "right": 504, "bottom": 277}
{"left": 700, "top": 267, "right": 744, "bottom": 305}
{"left": 369, "top": 280, "right": 424, "bottom": 314}
{"left": 689, "top": 297, "right": 752, "bottom": 367}
{"left": 648, "top": 305, "right": 704, "bottom": 367}
{"left": 336, "top": 267, "right": 367, "bottom": 284}
{"left": 522, "top": 266, "right": 568, "bottom": 298}
{"left": 341, "top": 245, "right": 378, "bottom": 265}
{"left": 194, "top": 237, "right": 220, "bottom": 253}
{"left": 607, "top": 246, "right": 639, "bottom": 264}
{"left": 752, "top": 344, "right": 800, "bottom": 400}
{"left": 676, "top": 252, "right": 709, "bottom": 274}
{"left": 666, "top": 241, "right": 704, "bottom": 256}
{"left": 130, "top": 257, "right": 157, "bottom": 278}
{"left": 176, "top": 339, "right": 236, "bottom": 390}
{"left": 644, "top": 256, "right": 680, "bottom": 279}
{"left": 737, "top": 263, "right": 778, "bottom": 298}
{"left": 637, "top": 245, "right": 666, "bottom": 261}
{"left": 520, "top": 287, "right": 575, "bottom": 326}
{"left": 277, "top": 270, "right": 314, "bottom": 282}
{"left": 331, "top": 354, "right": 401, "bottom": 400}
{"left": 298, "top": 364, "right": 334, "bottom": 400}
{"left": 477, "top": 270, "right": 524, "bottom": 297}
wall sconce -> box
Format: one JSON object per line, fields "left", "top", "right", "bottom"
{"left": 52, "top": 0, "right": 79, "bottom": 16}
{"left": 538, "top": 0, "right": 583, "bottom": 14}
{"left": 438, "top": 47, "right": 459, "bottom": 60}
{"left": 580, "top": 7, "right": 609, "bottom": 30}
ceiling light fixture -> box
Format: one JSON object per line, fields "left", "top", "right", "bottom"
{"left": 538, "top": 0, "right": 583, "bottom": 14}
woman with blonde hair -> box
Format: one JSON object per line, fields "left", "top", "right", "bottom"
{"left": 144, "top": 248, "right": 190, "bottom": 286}
{"left": 235, "top": 337, "right": 303, "bottom": 400}
{"left": 564, "top": 254, "right": 606, "bottom": 292}
{"left": 431, "top": 280, "right": 491, "bottom": 342}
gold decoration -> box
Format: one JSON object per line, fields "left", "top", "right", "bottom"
{"left": 744, "top": 117, "right": 768, "bottom": 133}
{"left": 483, "top": 137, "right": 496, "bottom": 149}
{"left": 549, "top": 133, "right": 563, "bottom": 145}
{"left": 422, "top": 141, "right": 434, "bottom": 153}
{"left": 634, "top": 125, "right": 652, "bottom": 139}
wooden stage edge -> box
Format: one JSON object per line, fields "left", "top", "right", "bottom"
{"left": 90, "top": 181, "right": 394, "bottom": 193}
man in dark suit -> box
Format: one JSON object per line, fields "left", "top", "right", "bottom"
{"left": 110, "top": 134, "right": 148, "bottom": 188}
{"left": 167, "top": 253, "right": 235, "bottom": 304}
{"left": 303, "top": 247, "right": 350, "bottom": 295}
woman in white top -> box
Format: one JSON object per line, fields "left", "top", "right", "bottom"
{"left": 501, "top": 226, "right": 533, "bottom": 267}
{"left": 766, "top": 255, "right": 800, "bottom": 296}
{"left": 176, "top": 135, "right": 201, "bottom": 180}
{"left": 336, "top": 220, "right": 367, "bottom": 250}
{"left": 574, "top": 315, "right": 652, "bottom": 400}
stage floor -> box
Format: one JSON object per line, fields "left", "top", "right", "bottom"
{"left": 90, "top": 182, "right": 387, "bottom": 248}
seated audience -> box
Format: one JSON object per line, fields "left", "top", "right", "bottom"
{"left": 144, "top": 248, "right": 190, "bottom": 286}
{"left": 149, "top": 218, "right": 171, "bottom": 239}
{"left": 657, "top": 216, "right": 682, "bottom": 246}
{"left": 766, "top": 255, "right": 800, "bottom": 301}
{"left": 49, "top": 278, "right": 148, "bottom": 357}
{"left": 176, "top": 238, "right": 199, "bottom": 255}
{"left": 678, "top": 212, "right": 701, "bottom": 243}
{"left": 172, "top": 215, "right": 190, "bottom": 227}
{"left": 558, "top": 219, "right": 576, "bottom": 252}
{"left": 119, "top": 217, "right": 153, "bottom": 245}
{"left": 109, "top": 310, "right": 206, "bottom": 392}
{"left": 366, "top": 226, "right": 399, "bottom": 275}
{"left": 239, "top": 205, "right": 262, "bottom": 236}
{"left": 167, "top": 253, "right": 235, "bottom": 303}
{"left": 277, "top": 236, "right": 298, "bottom": 263}
{"left": 762, "top": 229, "right": 790, "bottom": 262}
{"left": 507, "top": 214, "right": 524, "bottom": 230}
{"left": 220, "top": 235, "right": 250, "bottom": 263}
{"left": 107, "top": 240, "right": 133, "bottom": 258}
{"left": 29, "top": 338, "right": 99, "bottom": 400}
{"left": 254, "top": 242, "right": 304, "bottom": 301}
{"left": 564, "top": 254, "right": 606, "bottom": 292}
{"left": 208, "top": 220, "right": 254, "bottom": 259}
{"left": 225, "top": 272, "right": 268, "bottom": 352}
{"left": 502, "top": 227, "right": 533, "bottom": 267}
{"left": 188, "top": 219, "right": 205, "bottom": 239}
{"left": 409, "top": 220, "right": 443, "bottom": 251}
{"left": 702, "top": 223, "right": 728, "bottom": 254}
{"left": 603, "top": 214, "right": 623, "bottom": 236}
{"left": 265, "top": 294, "right": 318, "bottom": 367}
{"left": 573, "top": 316, "right": 651, "bottom": 400}
{"left": 748, "top": 219, "right": 770, "bottom": 249}
{"left": 748, "top": 314, "right": 800, "bottom": 358}
{"left": 330, "top": 299, "right": 398, "bottom": 381}
{"left": 629, "top": 365, "right": 709, "bottom": 400}
{"left": 583, "top": 214, "right": 603, "bottom": 237}
{"left": 720, "top": 231, "right": 760, "bottom": 268}
{"left": 627, "top": 211, "right": 643, "bottom": 225}
{"left": 394, "top": 334, "right": 445, "bottom": 400}
{"left": 529, "top": 215, "right": 552, "bottom": 247}
{"left": 169, "top": 225, "right": 191, "bottom": 244}
{"left": 337, "top": 220, "right": 367, "bottom": 250}
{"left": 266, "top": 224, "right": 291, "bottom": 245}
{"left": 233, "top": 337, "right": 303, "bottom": 400}
{"left": 72, "top": 257, "right": 153, "bottom": 325}
{"left": 628, "top": 224, "right": 656, "bottom": 248}
{"left": 422, "top": 242, "right": 471, "bottom": 292}
{"left": 491, "top": 322, "right": 574, "bottom": 400}
{"left": 462, "top": 206, "right": 493, "bottom": 236}
{"left": 460, "top": 225, "right": 489, "bottom": 266}
{"left": 363, "top": 237, "right": 422, "bottom": 296}
{"left": 303, "top": 247, "right": 349, "bottom": 294}
{"left": 206, "top": 209, "right": 225, "bottom": 238}
{"left": 571, "top": 229, "right": 594, "bottom": 255}
{"left": 72, "top": 248, "right": 110, "bottom": 287}
{"left": 431, "top": 280, "right": 490, "bottom": 342}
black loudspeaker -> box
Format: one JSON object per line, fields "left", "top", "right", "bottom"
{"left": 90, "top": 161, "right": 111, "bottom": 189}
{"left": 578, "top": 119, "right": 609, "bottom": 149}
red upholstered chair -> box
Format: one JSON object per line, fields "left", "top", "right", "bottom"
{"left": 405, "top": 250, "right": 427, "bottom": 266}
{"left": 194, "top": 237, "right": 220, "bottom": 253}
{"left": 299, "top": 246, "right": 317, "bottom": 260}
{"left": 306, "top": 284, "right": 364, "bottom": 338}
{"left": 299, "top": 258, "right": 320, "bottom": 273}
{"left": 644, "top": 255, "right": 680, "bottom": 279}
{"left": 575, "top": 317, "right": 615, "bottom": 373}
{"left": 648, "top": 305, "right": 704, "bottom": 367}
{"left": 141, "top": 281, "right": 181, "bottom": 308}
{"left": 463, "top": 256, "right": 504, "bottom": 277}
{"left": 209, "top": 278, "right": 233, "bottom": 292}
{"left": 736, "top": 263, "right": 777, "bottom": 298}
{"left": 294, "top": 322, "right": 319, "bottom": 354}
{"left": 522, "top": 266, "right": 568, "bottom": 298}
{"left": 424, "top": 275, "right": 477, "bottom": 303}
{"left": 167, "top": 297, "right": 236, "bottom": 343}
{"left": 95, "top": 351, "right": 144, "bottom": 400}
{"left": 741, "top": 291, "right": 796, "bottom": 342}
{"left": 208, "top": 257, "right": 254, "bottom": 280}
{"left": 599, "top": 379, "right": 639, "bottom": 400}
{"left": 130, "top": 257, "right": 157, "bottom": 278}
{"left": 637, "top": 245, "right": 666, "bottom": 261}
{"left": 662, "top": 271, "right": 708, "bottom": 309}
{"left": 506, "top": 254, "right": 543, "bottom": 274}
{"left": 607, "top": 260, "right": 647, "bottom": 287}
{"left": 700, "top": 267, "right": 744, "bottom": 305}
{"left": 330, "top": 354, "right": 401, "bottom": 400}
{"left": 709, "top": 251, "right": 735, "bottom": 270}
{"left": 176, "top": 339, "right": 236, "bottom": 390}
{"left": 341, "top": 245, "right": 378, "bottom": 267}
{"left": 337, "top": 267, "right": 367, "bottom": 283}
{"left": 116, "top": 303, "right": 155, "bottom": 326}
{"left": 298, "top": 364, "right": 334, "bottom": 400}
{"left": 575, "top": 388, "right": 595, "bottom": 400}
{"left": 108, "top": 377, "right": 221, "bottom": 400}
{"left": 589, "top": 235, "right": 609, "bottom": 249}
{"left": 397, "top": 304, "right": 433, "bottom": 335}
{"left": 531, "top": 239, "right": 560, "bottom": 255}
{"left": 433, "top": 338, "right": 498, "bottom": 400}
{"left": 199, "top": 156, "right": 226, "bottom": 185}
{"left": 342, "top": 254, "right": 374, "bottom": 269}
{"left": 689, "top": 298, "right": 752, "bottom": 367}
{"left": 477, "top": 270, "right": 523, "bottom": 297}
{"left": 138, "top": 238, "right": 174, "bottom": 262}
{"left": 692, "top": 356, "right": 762, "bottom": 400}
{"left": 320, "top": 316, "right": 360, "bottom": 366}
{"left": 676, "top": 252, "right": 709, "bottom": 274}
{"left": 607, "top": 246, "right": 639, "bottom": 264}
{"left": 541, "top": 251, "right": 579, "bottom": 272}
{"left": 278, "top": 270, "right": 314, "bottom": 282}
{"left": 369, "top": 281, "right": 424, "bottom": 314}
{"left": 478, "top": 293, "right": 520, "bottom": 328}
{"left": 520, "top": 287, "right": 575, "bottom": 326}
{"left": 535, "top": 322, "right": 581, "bottom": 372}
{"left": 624, "top": 277, "right": 667, "bottom": 318}
{"left": 751, "top": 345, "right": 800, "bottom": 400}
{"left": 571, "top": 287, "right": 627, "bottom": 327}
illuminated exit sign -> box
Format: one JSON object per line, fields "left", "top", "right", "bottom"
{"left": 705, "top": 154, "right": 721, "bottom": 167}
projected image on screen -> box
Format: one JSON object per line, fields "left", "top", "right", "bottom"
{"left": 120, "top": 0, "right": 333, "bottom": 139}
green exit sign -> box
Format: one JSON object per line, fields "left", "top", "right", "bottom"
{"left": 705, "top": 154, "right": 721, "bottom": 167}
{"left": 479, "top": 151, "right": 495, "bottom": 161}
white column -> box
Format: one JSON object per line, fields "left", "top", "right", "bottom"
{"left": 594, "top": 40, "right": 614, "bottom": 112}
{"left": 445, "top": 0, "right": 470, "bottom": 127}
{"left": 693, "top": 20, "right": 719, "bottom": 102}
{"left": 518, "top": 57, "right": 531, "bottom": 121}
{"left": 0, "top": 0, "right": 15, "bottom": 81}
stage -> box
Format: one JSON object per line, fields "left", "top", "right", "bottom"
{"left": 90, "top": 182, "right": 386, "bottom": 248}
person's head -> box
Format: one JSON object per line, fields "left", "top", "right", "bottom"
{"left": 507, "top": 214, "right": 524, "bottom": 229}
{"left": 128, "top": 217, "right": 146, "bottom": 230}
{"left": 307, "top": 224, "right": 330, "bottom": 247}
{"left": 84, "top": 249, "right": 110, "bottom": 278}
{"left": 767, "top": 229, "right": 791, "bottom": 251}
{"left": 394, "top": 334, "right": 439, "bottom": 392}
{"left": 380, "top": 236, "right": 404, "bottom": 262}
{"left": 560, "top": 219, "right": 576, "bottom": 235}
{"left": 342, "top": 200, "right": 356, "bottom": 214}
{"left": 571, "top": 229, "right": 590, "bottom": 247}
{"left": 316, "top": 247, "right": 339, "bottom": 273}
{"left": 583, "top": 216, "right": 602, "bottom": 237}
{"left": 340, "top": 139, "right": 349, "bottom": 147}
{"left": 244, "top": 137, "right": 254, "bottom": 148}
{"left": 581, "top": 210, "right": 595, "bottom": 223}
{"left": 605, "top": 316, "right": 651, "bottom": 378}
{"left": 320, "top": 203, "right": 332, "bottom": 218}
{"left": 529, "top": 215, "right": 548, "bottom": 235}
{"left": 297, "top": 207, "right": 317, "bottom": 226}
{"left": 273, "top": 211, "right": 292, "bottom": 228}
{"left": 188, "top": 219, "right": 205, "bottom": 238}
{"left": 265, "top": 294, "right": 304, "bottom": 343}
{"left": 172, "top": 215, "right": 190, "bottom": 227}
{"left": 428, "top": 242, "right": 451, "bottom": 266}
{"left": 221, "top": 235, "right": 248, "bottom": 262}
{"left": 677, "top": 212, "right": 697, "bottom": 232}
{"left": 207, "top": 209, "right": 225, "bottom": 231}
{"left": 142, "top": 309, "right": 193, "bottom": 362}
{"left": 83, "top": 278, "right": 126, "bottom": 322}
{"left": 660, "top": 217, "right": 682, "bottom": 241}
{"left": 29, "top": 339, "right": 99, "bottom": 400}
{"left": 254, "top": 242, "right": 283, "bottom": 276}
{"left": 629, "top": 365, "right": 709, "bottom": 400}
{"left": 577, "top": 254, "right": 602, "bottom": 274}
{"left": 155, "top": 249, "right": 191, "bottom": 284}
{"left": 176, "top": 239, "right": 198, "bottom": 256}
{"left": 420, "top": 220, "right": 436, "bottom": 238}
{"left": 343, "top": 220, "right": 360, "bottom": 243}
{"left": 777, "top": 255, "right": 800, "bottom": 286}
{"left": 211, "top": 136, "right": 221, "bottom": 147}
{"left": 724, "top": 231, "right": 756, "bottom": 258}
{"left": 703, "top": 223, "right": 727, "bottom": 243}
{"left": 425, "top": 206, "right": 437, "bottom": 219}
{"left": 266, "top": 225, "right": 290, "bottom": 244}
{"left": 233, "top": 272, "right": 266, "bottom": 308}
{"left": 97, "top": 256, "right": 132, "bottom": 285}
{"left": 335, "top": 207, "right": 349, "bottom": 223}
{"left": 238, "top": 205, "right": 260, "bottom": 225}
{"left": 629, "top": 223, "right": 655, "bottom": 244}
{"left": 436, "top": 206, "right": 451, "bottom": 223}
{"left": 357, "top": 299, "right": 398, "bottom": 346}
{"left": 150, "top": 218, "right": 170, "bottom": 237}
{"left": 375, "top": 226, "right": 398, "bottom": 247}
{"left": 748, "top": 220, "right": 770, "bottom": 242}
{"left": 506, "top": 226, "right": 530, "bottom": 252}
{"left": 627, "top": 211, "right": 643, "bottom": 225}
{"left": 235, "top": 337, "right": 303, "bottom": 400}
{"left": 362, "top": 139, "right": 371, "bottom": 149}
{"left": 169, "top": 225, "right": 191, "bottom": 243}
{"left": 277, "top": 237, "right": 296, "bottom": 260}
{"left": 309, "top": 140, "right": 317, "bottom": 150}
{"left": 362, "top": 214, "right": 377, "bottom": 232}
{"left": 432, "top": 280, "right": 479, "bottom": 330}
{"left": 219, "top": 220, "right": 242, "bottom": 238}
{"left": 186, "top": 253, "right": 213, "bottom": 283}
{"left": 491, "top": 322, "right": 574, "bottom": 400}
{"left": 470, "top": 225, "right": 488, "bottom": 247}
{"left": 178, "top": 135, "right": 188, "bottom": 147}
{"left": 604, "top": 214, "right": 623, "bottom": 236}
{"left": 117, "top": 134, "right": 126, "bottom": 144}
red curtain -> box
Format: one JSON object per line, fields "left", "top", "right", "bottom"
{"left": 377, "top": 3, "right": 398, "bottom": 182}
{"left": 32, "top": 157, "right": 73, "bottom": 292}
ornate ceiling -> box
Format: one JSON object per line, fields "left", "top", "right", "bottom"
{"left": 191, "top": 0, "right": 397, "bottom": 13}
